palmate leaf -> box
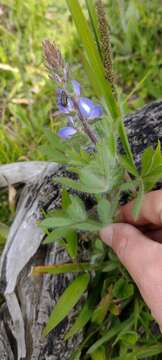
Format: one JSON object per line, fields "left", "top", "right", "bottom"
{"left": 43, "top": 273, "right": 90, "bottom": 336}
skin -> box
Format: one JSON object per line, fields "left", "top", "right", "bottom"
{"left": 100, "top": 190, "right": 162, "bottom": 330}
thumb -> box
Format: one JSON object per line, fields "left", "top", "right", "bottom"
{"left": 100, "top": 223, "right": 162, "bottom": 328}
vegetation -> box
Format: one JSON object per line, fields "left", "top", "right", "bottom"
{"left": 0, "top": 0, "right": 162, "bottom": 358}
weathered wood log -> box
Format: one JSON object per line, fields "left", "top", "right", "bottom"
{"left": 0, "top": 99, "right": 162, "bottom": 359}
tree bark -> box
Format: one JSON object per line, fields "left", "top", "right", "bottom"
{"left": 0, "top": 99, "right": 162, "bottom": 359}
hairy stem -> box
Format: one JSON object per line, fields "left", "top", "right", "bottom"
{"left": 72, "top": 96, "right": 97, "bottom": 145}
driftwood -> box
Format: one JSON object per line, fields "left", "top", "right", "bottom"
{"left": 0, "top": 100, "right": 162, "bottom": 359}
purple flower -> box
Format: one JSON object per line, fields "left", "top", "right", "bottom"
{"left": 71, "top": 80, "right": 81, "bottom": 97}
{"left": 57, "top": 80, "right": 102, "bottom": 139}
{"left": 57, "top": 82, "right": 102, "bottom": 120}
{"left": 58, "top": 126, "right": 77, "bottom": 139}
{"left": 78, "top": 97, "right": 102, "bottom": 120}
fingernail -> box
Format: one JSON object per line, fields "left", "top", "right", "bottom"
{"left": 100, "top": 226, "right": 114, "bottom": 247}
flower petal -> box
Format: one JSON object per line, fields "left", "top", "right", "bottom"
{"left": 67, "top": 116, "right": 75, "bottom": 126}
{"left": 71, "top": 80, "right": 81, "bottom": 97}
{"left": 88, "top": 104, "right": 103, "bottom": 119}
{"left": 58, "top": 127, "right": 77, "bottom": 139}
{"left": 79, "top": 97, "right": 94, "bottom": 118}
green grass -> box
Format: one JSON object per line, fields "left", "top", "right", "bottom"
{"left": 0, "top": 0, "right": 162, "bottom": 358}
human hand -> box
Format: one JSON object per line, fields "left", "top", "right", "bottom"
{"left": 100, "top": 190, "right": 162, "bottom": 329}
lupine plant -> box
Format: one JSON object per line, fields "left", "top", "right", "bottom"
{"left": 32, "top": 1, "right": 162, "bottom": 359}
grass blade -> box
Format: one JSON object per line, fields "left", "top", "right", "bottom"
{"left": 43, "top": 273, "right": 90, "bottom": 336}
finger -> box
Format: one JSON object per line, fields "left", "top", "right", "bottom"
{"left": 119, "top": 190, "right": 162, "bottom": 226}
{"left": 100, "top": 223, "right": 162, "bottom": 328}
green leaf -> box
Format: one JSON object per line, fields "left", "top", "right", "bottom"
{"left": 114, "top": 355, "right": 137, "bottom": 360}
{"left": 97, "top": 198, "right": 112, "bottom": 224}
{"left": 141, "top": 142, "right": 162, "bottom": 190}
{"left": 65, "top": 230, "right": 78, "bottom": 259}
{"left": 85, "top": 0, "right": 101, "bottom": 57}
{"left": 91, "top": 346, "right": 106, "bottom": 360}
{"left": 72, "top": 220, "right": 101, "bottom": 232}
{"left": 32, "top": 262, "right": 102, "bottom": 276}
{"left": 67, "top": 195, "right": 87, "bottom": 222}
{"left": 119, "top": 331, "right": 138, "bottom": 346}
{"left": 41, "top": 216, "right": 74, "bottom": 228}
{"left": 132, "top": 180, "right": 144, "bottom": 220}
{"left": 87, "top": 318, "right": 133, "bottom": 354}
{"left": 118, "top": 122, "right": 136, "bottom": 173}
{"left": 65, "top": 297, "right": 93, "bottom": 340}
{"left": 101, "top": 262, "right": 118, "bottom": 272}
{"left": 112, "top": 278, "right": 134, "bottom": 300}
{"left": 115, "top": 343, "right": 162, "bottom": 359}
{"left": 43, "top": 273, "right": 90, "bottom": 336}
{"left": 92, "top": 289, "right": 112, "bottom": 325}
{"left": 82, "top": 52, "right": 101, "bottom": 97}
{"left": 141, "top": 146, "right": 154, "bottom": 176}
{"left": 54, "top": 177, "right": 86, "bottom": 192}
{"left": 80, "top": 168, "right": 108, "bottom": 193}
{"left": 133, "top": 343, "right": 162, "bottom": 358}
{"left": 70, "top": 350, "right": 81, "bottom": 360}
{"left": 43, "top": 228, "right": 69, "bottom": 244}
{"left": 62, "top": 189, "right": 71, "bottom": 210}
{"left": 0, "top": 222, "right": 9, "bottom": 239}
{"left": 120, "top": 155, "right": 138, "bottom": 176}
{"left": 119, "top": 179, "right": 139, "bottom": 193}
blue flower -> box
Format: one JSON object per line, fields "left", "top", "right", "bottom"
{"left": 78, "top": 97, "right": 102, "bottom": 120}
{"left": 57, "top": 81, "right": 102, "bottom": 120}
{"left": 58, "top": 126, "right": 77, "bottom": 139}
{"left": 71, "top": 80, "right": 81, "bottom": 97}
{"left": 57, "top": 80, "right": 102, "bottom": 139}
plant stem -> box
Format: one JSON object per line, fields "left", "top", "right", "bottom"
{"left": 72, "top": 96, "right": 97, "bottom": 145}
